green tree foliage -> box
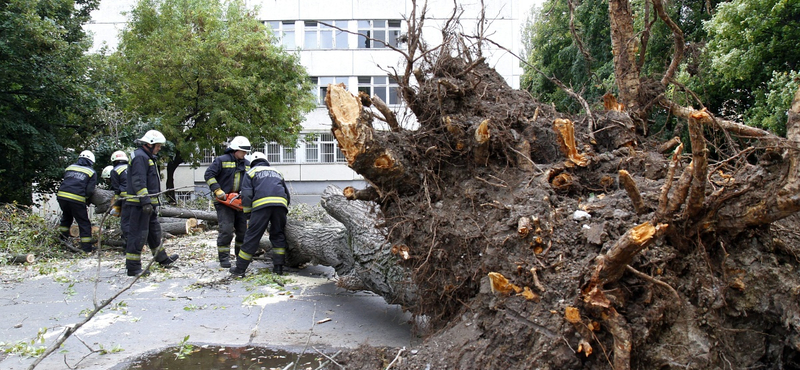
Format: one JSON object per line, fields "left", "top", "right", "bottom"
{"left": 521, "top": 0, "right": 613, "bottom": 113}
{"left": 111, "top": 0, "right": 316, "bottom": 199}
{"left": 0, "top": 0, "right": 102, "bottom": 204}
{"left": 522, "top": 0, "right": 714, "bottom": 114}
{"left": 522, "top": 0, "right": 799, "bottom": 136}
{"left": 699, "top": 0, "right": 800, "bottom": 135}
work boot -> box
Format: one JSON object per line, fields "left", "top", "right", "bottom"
{"left": 127, "top": 269, "right": 150, "bottom": 277}
{"left": 219, "top": 253, "right": 231, "bottom": 268}
{"left": 80, "top": 244, "right": 96, "bottom": 253}
{"left": 273, "top": 264, "right": 283, "bottom": 276}
{"left": 159, "top": 254, "right": 180, "bottom": 267}
{"left": 229, "top": 265, "right": 246, "bottom": 278}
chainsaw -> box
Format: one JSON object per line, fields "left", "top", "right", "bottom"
{"left": 220, "top": 192, "right": 243, "bottom": 211}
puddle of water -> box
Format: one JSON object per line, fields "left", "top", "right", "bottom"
{"left": 124, "top": 345, "right": 324, "bottom": 370}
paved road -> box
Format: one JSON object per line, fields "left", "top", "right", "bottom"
{"left": 0, "top": 258, "right": 414, "bottom": 370}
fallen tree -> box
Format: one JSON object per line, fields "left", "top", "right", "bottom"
{"left": 90, "top": 189, "right": 218, "bottom": 222}
{"left": 319, "top": 2, "right": 800, "bottom": 369}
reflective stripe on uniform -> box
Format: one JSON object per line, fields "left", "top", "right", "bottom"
{"left": 222, "top": 161, "right": 235, "bottom": 168}
{"left": 252, "top": 196, "right": 288, "bottom": 208}
{"left": 218, "top": 246, "right": 230, "bottom": 253}
{"left": 126, "top": 253, "right": 141, "bottom": 261}
{"left": 272, "top": 248, "right": 285, "bottom": 255}
{"left": 80, "top": 237, "right": 93, "bottom": 243}
{"left": 233, "top": 172, "right": 241, "bottom": 192}
{"left": 66, "top": 165, "right": 94, "bottom": 176}
{"left": 127, "top": 188, "right": 147, "bottom": 203}
{"left": 238, "top": 250, "right": 252, "bottom": 261}
{"left": 57, "top": 191, "right": 86, "bottom": 203}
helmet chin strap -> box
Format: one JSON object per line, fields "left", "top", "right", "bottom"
{"left": 142, "top": 143, "right": 156, "bottom": 156}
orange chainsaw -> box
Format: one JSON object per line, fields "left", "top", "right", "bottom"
{"left": 220, "top": 192, "right": 243, "bottom": 211}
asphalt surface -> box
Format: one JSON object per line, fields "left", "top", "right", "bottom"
{"left": 0, "top": 257, "right": 415, "bottom": 370}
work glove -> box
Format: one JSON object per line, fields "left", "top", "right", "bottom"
{"left": 214, "top": 189, "right": 226, "bottom": 201}
{"left": 110, "top": 205, "right": 121, "bottom": 217}
{"left": 142, "top": 203, "right": 153, "bottom": 215}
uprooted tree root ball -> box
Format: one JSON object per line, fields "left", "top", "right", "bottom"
{"left": 320, "top": 3, "right": 800, "bottom": 369}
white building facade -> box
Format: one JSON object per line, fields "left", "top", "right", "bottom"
{"left": 86, "top": 0, "right": 530, "bottom": 204}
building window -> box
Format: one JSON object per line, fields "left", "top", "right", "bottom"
{"left": 358, "top": 76, "right": 401, "bottom": 105}
{"left": 305, "top": 133, "right": 346, "bottom": 163}
{"left": 256, "top": 143, "right": 297, "bottom": 164}
{"left": 304, "top": 20, "right": 348, "bottom": 49}
{"left": 310, "top": 76, "right": 349, "bottom": 105}
{"left": 265, "top": 142, "right": 281, "bottom": 164}
{"left": 283, "top": 147, "right": 297, "bottom": 163}
{"left": 357, "top": 20, "right": 402, "bottom": 49}
{"left": 265, "top": 20, "right": 296, "bottom": 50}
{"left": 201, "top": 148, "right": 216, "bottom": 164}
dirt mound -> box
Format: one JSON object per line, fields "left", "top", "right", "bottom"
{"left": 322, "top": 29, "right": 800, "bottom": 370}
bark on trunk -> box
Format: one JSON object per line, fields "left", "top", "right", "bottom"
{"left": 2, "top": 253, "right": 35, "bottom": 264}
{"left": 319, "top": 185, "right": 416, "bottom": 307}
{"left": 325, "top": 83, "right": 419, "bottom": 197}
{"left": 89, "top": 188, "right": 115, "bottom": 214}
{"left": 608, "top": 0, "right": 641, "bottom": 119}
{"left": 160, "top": 218, "right": 199, "bottom": 236}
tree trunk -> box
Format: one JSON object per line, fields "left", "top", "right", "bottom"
{"left": 89, "top": 189, "right": 218, "bottom": 221}
{"left": 89, "top": 188, "right": 115, "bottom": 214}
{"left": 2, "top": 253, "right": 35, "bottom": 264}
{"left": 325, "top": 83, "right": 419, "bottom": 197}
{"left": 158, "top": 207, "right": 218, "bottom": 222}
{"left": 160, "top": 218, "right": 200, "bottom": 236}
{"left": 164, "top": 151, "right": 184, "bottom": 205}
{"left": 319, "top": 185, "right": 416, "bottom": 307}
{"left": 608, "top": 0, "right": 641, "bottom": 118}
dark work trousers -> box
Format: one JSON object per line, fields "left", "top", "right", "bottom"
{"left": 235, "top": 206, "right": 287, "bottom": 270}
{"left": 58, "top": 199, "right": 93, "bottom": 251}
{"left": 125, "top": 204, "right": 168, "bottom": 272}
{"left": 119, "top": 200, "right": 131, "bottom": 243}
{"left": 214, "top": 203, "right": 247, "bottom": 257}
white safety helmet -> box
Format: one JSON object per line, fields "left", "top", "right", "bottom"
{"left": 137, "top": 130, "right": 167, "bottom": 145}
{"left": 250, "top": 151, "right": 267, "bottom": 164}
{"left": 250, "top": 151, "right": 266, "bottom": 161}
{"left": 110, "top": 150, "right": 129, "bottom": 162}
{"left": 101, "top": 165, "right": 113, "bottom": 179}
{"left": 79, "top": 150, "right": 95, "bottom": 164}
{"left": 229, "top": 136, "right": 252, "bottom": 152}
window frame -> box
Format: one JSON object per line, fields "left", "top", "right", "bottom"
{"left": 261, "top": 142, "right": 298, "bottom": 164}
{"left": 303, "top": 20, "right": 349, "bottom": 50}
{"left": 304, "top": 133, "right": 346, "bottom": 163}
{"left": 265, "top": 20, "right": 296, "bottom": 50}
{"left": 310, "top": 76, "right": 350, "bottom": 106}
{"left": 357, "top": 19, "right": 402, "bottom": 49}
{"left": 358, "top": 75, "right": 401, "bottom": 105}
